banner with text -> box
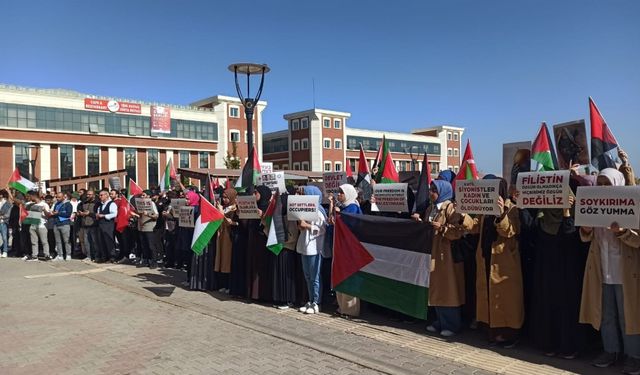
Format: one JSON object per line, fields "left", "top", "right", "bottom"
{"left": 372, "top": 183, "right": 409, "bottom": 212}
{"left": 516, "top": 170, "right": 571, "bottom": 208}
{"left": 134, "top": 198, "right": 153, "bottom": 213}
{"left": 575, "top": 186, "right": 640, "bottom": 228}
{"left": 456, "top": 179, "right": 501, "bottom": 215}
{"left": 150, "top": 105, "right": 171, "bottom": 134}
{"left": 108, "top": 176, "right": 122, "bottom": 190}
{"left": 322, "top": 172, "right": 348, "bottom": 196}
{"left": 170, "top": 199, "right": 187, "bottom": 209}
{"left": 258, "top": 171, "right": 286, "bottom": 193}
{"left": 237, "top": 196, "right": 261, "bottom": 219}
{"left": 178, "top": 206, "right": 195, "bottom": 228}
{"left": 260, "top": 162, "right": 273, "bottom": 175}
{"left": 84, "top": 98, "right": 141, "bottom": 114}
{"left": 287, "top": 195, "right": 320, "bottom": 222}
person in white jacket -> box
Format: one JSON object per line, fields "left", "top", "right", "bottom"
{"left": 297, "top": 185, "right": 327, "bottom": 315}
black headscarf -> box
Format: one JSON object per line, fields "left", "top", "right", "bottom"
{"left": 480, "top": 175, "right": 508, "bottom": 262}
{"left": 255, "top": 185, "right": 273, "bottom": 212}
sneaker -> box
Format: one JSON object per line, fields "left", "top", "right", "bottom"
{"left": 299, "top": 302, "right": 311, "bottom": 313}
{"left": 426, "top": 325, "right": 438, "bottom": 333}
{"left": 41, "top": 255, "right": 51, "bottom": 261}
{"left": 53, "top": 256, "right": 64, "bottom": 261}
{"left": 440, "top": 330, "right": 456, "bottom": 337}
{"left": 311, "top": 303, "right": 320, "bottom": 314}
{"left": 1, "top": 252, "right": 7, "bottom": 258}
{"left": 26, "top": 256, "right": 39, "bottom": 262}
{"left": 501, "top": 339, "right": 519, "bottom": 349}
{"left": 593, "top": 352, "right": 618, "bottom": 368}
{"left": 275, "top": 303, "right": 291, "bottom": 310}
{"left": 65, "top": 255, "right": 71, "bottom": 261}
{"left": 623, "top": 357, "right": 640, "bottom": 375}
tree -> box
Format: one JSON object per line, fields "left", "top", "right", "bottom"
{"left": 224, "top": 142, "right": 241, "bottom": 169}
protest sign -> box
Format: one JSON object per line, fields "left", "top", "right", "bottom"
{"left": 260, "top": 162, "right": 273, "bottom": 175}
{"left": 372, "top": 183, "right": 408, "bottom": 212}
{"left": 237, "top": 196, "right": 261, "bottom": 219}
{"left": 134, "top": 198, "right": 153, "bottom": 213}
{"left": 287, "top": 195, "right": 320, "bottom": 222}
{"left": 258, "top": 171, "right": 286, "bottom": 193}
{"left": 109, "top": 176, "right": 122, "bottom": 190}
{"left": 170, "top": 198, "right": 187, "bottom": 209}
{"left": 502, "top": 141, "right": 531, "bottom": 186}
{"left": 516, "top": 170, "right": 571, "bottom": 208}
{"left": 322, "top": 172, "right": 348, "bottom": 196}
{"left": 553, "top": 120, "right": 590, "bottom": 169}
{"left": 575, "top": 186, "right": 640, "bottom": 228}
{"left": 178, "top": 206, "right": 195, "bottom": 228}
{"left": 455, "top": 179, "right": 501, "bottom": 215}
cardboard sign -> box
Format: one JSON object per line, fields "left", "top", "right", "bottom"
{"left": 455, "top": 179, "right": 501, "bottom": 215}
{"left": 260, "top": 162, "right": 273, "bottom": 175}
{"left": 237, "top": 196, "right": 261, "bottom": 219}
{"left": 502, "top": 141, "right": 531, "bottom": 186}
{"left": 178, "top": 206, "right": 195, "bottom": 228}
{"left": 170, "top": 199, "right": 187, "bottom": 209}
{"left": 322, "top": 172, "right": 348, "bottom": 196}
{"left": 287, "top": 195, "right": 320, "bottom": 222}
{"left": 109, "top": 176, "right": 122, "bottom": 190}
{"left": 516, "top": 170, "right": 571, "bottom": 208}
{"left": 258, "top": 171, "right": 286, "bottom": 193}
{"left": 575, "top": 186, "right": 640, "bottom": 228}
{"left": 553, "top": 120, "right": 590, "bottom": 169}
{"left": 134, "top": 198, "right": 153, "bottom": 213}
{"left": 372, "top": 183, "right": 408, "bottom": 213}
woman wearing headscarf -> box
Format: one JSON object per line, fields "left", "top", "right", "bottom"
{"left": 248, "top": 185, "right": 274, "bottom": 301}
{"left": 271, "top": 188, "right": 298, "bottom": 309}
{"left": 415, "top": 180, "right": 465, "bottom": 337}
{"left": 297, "top": 185, "right": 327, "bottom": 315}
{"left": 580, "top": 168, "right": 640, "bottom": 373}
{"left": 463, "top": 175, "right": 523, "bottom": 346}
{"left": 215, "top": 188, "right": 238, "bottom": 293}
{"left": 437, "top": 170, "right": 456, "bottom": 184}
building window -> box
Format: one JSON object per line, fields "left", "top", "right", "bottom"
{"left": 447, "top": 148, "right": 453, "bottom": 157}
{"left": 292, "top": 119, "right": 299, "bottom": 131}
{"left": 301, "top": 118, "right": 309, "bottom": 129}
{"left": 293, "top": 140, "right": 300, "bottom": 151}
{"left": 454, "top": 148, "right": 459, "bottom": 157}
{"left": 323, "top": 119, "right": 330, "bottom": 128}
{"left": 334, "top": 119, "right": 341, "bottom": 129}
{"left": 282, "top": 164, "right": 289, "bottom": 170}
{"left": 453, "top": 133, "right": 459, "bottom": 141}
{"left": 230, "top": 130, "right": 240, "bottom": 143}
{"left": 124, "top": 148, "right": 136, "bottom": 183}
{"left": 334, "top": 139, "right": 342, "bottom": 149}
{"left": 293, "top": 162, "right": 300, "bottom": 170}
{"left": 447, "top": 132, "right": 452, "bottom": 140}
{"left": 199, "top": 152, "right": 209, "bottom": 169}
{"left": 324, "top": 162, "right": 332, "bottom": 172}
{"left": 229, "top": 106, "right": 240, "bottom": 118}
{"left": 60, "top": 145, "right": 74, "bottom": 179}
{"left": 148, "top": 149, "right": 159, "bottom": 188}
{"left": 301, "top": 138, "right": 309, "bottom": 150}
{"left": 14, "top": 143, "right": 30, "bottom": 179}
{"left": 179, "top": 151, "right": 190, "bottom": 168}
{"left": 334, "top": 162, "right": 342, "bottom": 172}
{"left": 323, "top": 139, "right": 331, "bottom": 149}
{"left": 87, "top": 146, "right": 100, "bottom": 176}
{"left": 302, "top": 162, "right": 309, "bottom": 171}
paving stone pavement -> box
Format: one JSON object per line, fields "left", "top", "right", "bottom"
{"left": 0, "top": 258, "right": 620, "bottom": 375}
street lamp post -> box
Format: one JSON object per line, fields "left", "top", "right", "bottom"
{"left": 26, "top": 144, "right": 40, "bottom": 182}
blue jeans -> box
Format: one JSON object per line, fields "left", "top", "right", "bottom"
{"left": 432, "top": 306, "right": 462, "bottom": 333}
{"left": 0, "top": 222, "right": 7, "bottom": 254}
{"left": 301, "top": 254, "right": 322, "bottom": 304}
{"left": 601, "top": 284, "right": 640, "bottom": 358}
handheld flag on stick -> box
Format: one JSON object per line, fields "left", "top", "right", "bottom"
{"left": 264, "top": 192, "right": 286, "bottom": 255}
{"left": 8, "top": 169, "right": 37, "bottom": 194}
{"left": 235, "top": 146, "right": 261, "bottom": 193}
{"left": 127, "top": 179, "right": 143, "bottom": 201}
{"left": 191, "top": 194, "right": 225, "bottom": 256}
{"left": 345, "top": 157, "right": 355, "bottom": 185}
{"left": 531, "top": 122, "right": 558, "bottom": 171}
{"left": 159, "top": 158, "right": 177, "bottom": 192}
{"left": 414, "top": 153, "right": 431, "bottom": 213}
{"left": 453, "top": 140, "right": 480, "bottom": 188}
{"left": 589, "top": 97, "right": 619, "bottom": 171}
{"left": 374, "top": 135, "right": 400, "bottom": 183}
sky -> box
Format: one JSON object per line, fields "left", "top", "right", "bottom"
{"left": 2, "top": 0, "right": 639, "bottom": 175}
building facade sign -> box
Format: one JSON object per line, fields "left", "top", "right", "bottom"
{"left": 84, "top": 98, "right": 142, "bottom": 114}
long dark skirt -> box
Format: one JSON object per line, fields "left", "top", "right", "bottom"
{"left": 189, "top": 241, "right": 217, "bottom": 291}
{"left": 271, "top": 249, "right": 296, "bottom": 305}
{"left": 294, "top": 252, "right": 308, "bottom": 306}
{"left": 248, "top": 223, "right": 272, "bottom": 301}
{"left": 229, "top": 220, "right": 249, "bottom": 298}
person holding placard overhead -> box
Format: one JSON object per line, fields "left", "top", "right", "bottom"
{"left": 412, "top": 180, "right": 465, "bottom": 337}
{"left": 579, "top": 168, "right": 640, "bottom": 373}
{"left": 462, "top": 175, "right": 523, "bottom": 347}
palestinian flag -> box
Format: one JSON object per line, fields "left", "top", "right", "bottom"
{"left": 235, "top": 146, "right": 260, "bottom": 193}
{"left": 191, "top": 194, "right": 224, "bottom": 256}
{"left": 8, "top": 169, "right": 37, "bottom": 194}
{"left": 531, "top": 122, "right": 558, "bottom": 171}
{"left": 22, "top": 208, "right": 43, "bottom": 226}
{"left": 414, "top": 153, "right": 431, "bottom": 213}
{"left": 374, "top": 136, "right": 399, "bottom": 183}
{"left": 127, "top": 179, "right": 143, "bottom": 201}
{"left": 589, "top": 97, "right": 619, "bottom": 171}
{"left": 19, "top": 205, "right": 28, "bottom": 224}
{"left": 332, "top": 213, "right": 432, "bottom": 320}
{"left": 453, "top": 140, "right": 479, "bottom": 188}
{"left": 372, "top": 140, "right": 383, "bottom": 170}
{"left": 345, "top": 157, "right": 355, "bottom": 185}
{"left": 159, "top": 158, "right": 177, "bottom": 192}
{"left": 264, "top": 192, "right": 286, "bottom": 255}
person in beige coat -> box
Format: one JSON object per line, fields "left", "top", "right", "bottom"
{"left": 215, "top": 188, "right": 238, "bottom": 293}
{"left": 413, "top": 180, "right": 465, "bottom": 337}
{"left": 464, "top": 176, "right": 523, "bottom": 347}
{"left": 579, "top": 168, "right": 640, "bottom": 373}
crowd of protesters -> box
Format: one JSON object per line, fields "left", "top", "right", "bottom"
{"left": 0, "top": 150, "right": 638, "bottom": 374}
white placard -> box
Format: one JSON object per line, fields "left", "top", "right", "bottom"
{"left": 455, "top": 179, "right": 501, "bottom": 215}
{"left": 516, "top": 170, "right": 571, "bottom": 208}
{"left": 287, "top": 195, "right": 320, "bottom": 222}
{"left": 135, "top": 198, "right": 153, "bottom": 213}
{"left": 372, "top": 183, "right": 408, "bottom": 212}
{"left": 237, "top": 196, "right": 261, "bottom": 219}
{"left": 258, "top": 171, "right": 286, "bottom": 193}
{"left": 170, "top": 198, "right": 187, "bottom": 209}
{"left": 178, "top": 206, "right": 195, "bottom": 228}
{"left": 322, "top": 172, "right": 348, "bottom": 196}
{"left": 575, "top": 186, "right": 640, "bottom": 228}
{"left": 260, "top": 162, "right": 273, "bottom": 175}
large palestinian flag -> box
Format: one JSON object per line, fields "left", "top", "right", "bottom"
{"left": 531, "top": 122, "right": 559, "bottom": 171}
{"left": 8, "top": 169, "right": 37, "bottom": 194}
{"left": 191, "top": 194, "right": 224, "bottom": 256}
{"left": 589, "top": 97, "right": 619, "bottom": 171}
{"left": 332, "top": 213, "right": 432, "bottom": 320}
{"left": 236, "top": 146, "right": 261, "bottom": 193}
{"left": 264, "top": 192, "right": 286, "bottom": 255}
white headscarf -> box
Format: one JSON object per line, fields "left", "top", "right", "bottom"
{"left": 339, "top": 184, "right": 359, "bottom": 207}
{"left": 599, "top": 168, "right": 625, "bottom": 187}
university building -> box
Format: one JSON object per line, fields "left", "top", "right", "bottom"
{"left": 263, "top": 108, "right": 464, "bottom": 175}
{"left": 0, "top": 84, "right": 266, "bottom": 191}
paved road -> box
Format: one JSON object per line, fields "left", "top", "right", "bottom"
{"left": 0, "top": 259, "right": 617, "bottom": 375}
